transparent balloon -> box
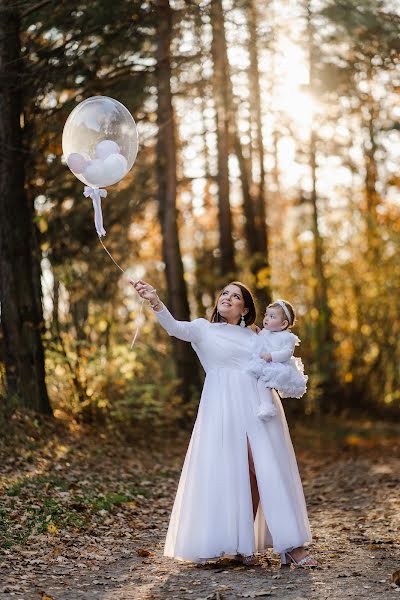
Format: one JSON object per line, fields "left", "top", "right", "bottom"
{"left": 62, "top": 96, "right": 138, "bottom": 188}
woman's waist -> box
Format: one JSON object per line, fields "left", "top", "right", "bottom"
{"left": 205, "top": 366, "right": 255, "bottom": 377}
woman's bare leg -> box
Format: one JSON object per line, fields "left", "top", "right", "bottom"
{"left": 247, "top": 439, "right": 260, "bottom": 519}
{"left": 245, "top": 443, "right": 316, "bottom": 567}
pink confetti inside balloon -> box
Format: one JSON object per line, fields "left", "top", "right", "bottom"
{"left": 95, "top": 139, "right": 121, "bottom": 160}
{"left": 67, "top": 152, "right": 89, "bottom": 174}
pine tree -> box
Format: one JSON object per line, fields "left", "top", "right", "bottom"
{"left": 156, "top": 0, "right": 201, "bottom": 402}
{"left": 0, "top": 1, "right": 51, "bottom": 414}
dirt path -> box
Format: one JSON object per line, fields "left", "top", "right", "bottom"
{"left": 1, "top": 419, "right": 399, "bottom": 600}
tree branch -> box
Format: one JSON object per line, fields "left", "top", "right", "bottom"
{"left": 21, "top": 0, "right": 53, "bottom": 19}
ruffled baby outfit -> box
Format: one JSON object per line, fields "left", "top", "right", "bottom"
{"left": 248, "top": 329, "right": 308, "bottom": 421}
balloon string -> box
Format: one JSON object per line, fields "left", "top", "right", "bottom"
{"left": 130, "top": 300, "right": 144, "bottom": 349}
{"left": 97, "top": 235, "right": 144, "bottom": 349}
{"left": 98, "top": 235, "right": 125, "bottom": 273}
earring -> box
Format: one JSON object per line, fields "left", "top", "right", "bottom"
{"left": 240, "top": 315, "right": 246, "bottom": 328}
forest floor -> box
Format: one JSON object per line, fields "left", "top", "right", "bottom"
{"left": 0, "top": 412, "right": 399, "bottom": 600}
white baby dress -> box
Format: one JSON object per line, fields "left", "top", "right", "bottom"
{"left": 248, "top": 329, "right": 308, "bottom": 421}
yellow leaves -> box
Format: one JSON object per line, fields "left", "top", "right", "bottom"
{"left": 337, "top": 338, "right": 353, "bottom": 360}
{"left": 97, "top": 399, "right": 109, "bottom": 409}
{"left": 97, "top": 319, "right": 108, "bottom": 333}
{"left": 360, "top": 324, "right": 372, "bottom": 336}
{"left": 137, "top": 548, "right": 154, "bottom": 557}
{"left": 344, "top": 434, "right": 373, "bottom": 448}
{"left": 120, "top": 363, "right": 135, "bottom": 376}
{"left": 344, "top": 372, "right": 353, "bottom": 383}
{"left": 255, "top": 267, "right": 270, "bottom": 289}
{"left": 364, "top": 343, "right": 379, "bottom": 364}
{"left": 384, "top": 391, "right": 400, "bottom": 405}
{"left": 349, "top": 319, "right": 358, "bottom": 331}
{"left": 47, "top": 523, "right": 59, "bottom": 534}
{"left": 38, "top": 217, "right": 48, "bottom": 233}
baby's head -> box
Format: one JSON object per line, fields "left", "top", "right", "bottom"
{"left": 263, "top": 299, "right": 296, "bottom": 331}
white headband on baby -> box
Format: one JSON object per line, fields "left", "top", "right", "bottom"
{"left": 275, "top": 299, "right": 292, "bottom": 323}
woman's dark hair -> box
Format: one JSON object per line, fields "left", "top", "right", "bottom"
{"left": 210, "top": 281, "right": 256, "bottom": 327}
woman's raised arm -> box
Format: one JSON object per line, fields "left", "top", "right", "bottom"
{"left": 130, "top": 279, "right": 204, "bottom": 344}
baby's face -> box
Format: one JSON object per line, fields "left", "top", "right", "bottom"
{"left": 263, "top": 307, "right": 288, "bottom": 331}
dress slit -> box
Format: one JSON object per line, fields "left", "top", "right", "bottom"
{"left": 246, "top": 434, "right": 261, "bottom": 521}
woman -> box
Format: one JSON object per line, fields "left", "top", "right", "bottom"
{"left": 132, "top": 279, "right": 317, "bottom": 568}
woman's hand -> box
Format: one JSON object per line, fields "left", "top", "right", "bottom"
{"left": 129, "top": 279, "right": 159, "bottom": 305}
{"left": 261, "top": 352, "right": 272, "bottom": 362}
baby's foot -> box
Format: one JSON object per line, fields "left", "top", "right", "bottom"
{"left": 257, "top": 405, "right": 277, "bottom": 421}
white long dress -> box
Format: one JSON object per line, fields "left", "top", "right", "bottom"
{"left": 155, "top": 307, "right": 312, "bottom": 562}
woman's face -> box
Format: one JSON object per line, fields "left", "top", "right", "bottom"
{"left": 217, "top": 284, "right": 248, "bottom": 324}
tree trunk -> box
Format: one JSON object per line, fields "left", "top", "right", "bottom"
{"left": 0, "top": 3, "right": 51, "bottom": 414}
{"left": 363, "top": 86, "right": 380, "bottom": 258}
{"left": 306, "top": 2, "right": 336, "bottom": 397}
{"left": 246, "top": 0, "right": 271, "bottom": 306}
{"left": 210, "top": 0, "right": 236, "bottom": 276}
{"left": 233, "top": 133, "right": 258, "bottom": 256}
{"left": 247, "top": 0, "right": 267, "bottom": 254}
{"left": 156, "top": 0, "right": 200, "bottom": 402}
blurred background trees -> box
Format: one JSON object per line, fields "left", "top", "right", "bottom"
{"left": 0, "top": 0, "right": 399, "bottom": 430}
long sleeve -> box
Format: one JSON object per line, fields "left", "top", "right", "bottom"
{"left": 154, "top": 305, "right": 206, "bottom": 344}
{"left": 270, "top": 333, "right": 299, "bottom": 363}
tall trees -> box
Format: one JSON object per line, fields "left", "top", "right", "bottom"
{"left": 246, "top": 0, "right": 271, "bottom": 306}
{"left": 1, "top": 0, "right": 398, "bottom": 420}
{"left": 319, "top": 0, "right": 400, "bottom": 409}
{"left": 156, "top": 0, "right": 200, "bottom": 401}
{"left": 304, "top": 1, "right": 336, "bottom": 396}
{"left": 324, "top": 0, "right": 399, "bottom": 256}
{"left": 0, "top": 2, "right": 51, "bottom": 414}
{"left": 210, "top": 0, "right": 236, "bottom": 276}
{"left": 209, "top": 0, "right": 271, "bottom": 304}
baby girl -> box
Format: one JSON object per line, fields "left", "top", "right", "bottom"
{"left": 248, "top": 299, "right": 308, "bottom": 421}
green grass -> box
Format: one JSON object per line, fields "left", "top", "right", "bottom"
{"left": 6, "top": 474, "right": 68, "bottom": 497}
{"left": 0, "top": 475, "right": 150, "bottom": 551}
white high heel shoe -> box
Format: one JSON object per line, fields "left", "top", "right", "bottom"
{"left": 280, "top": 551, "right": 318, "bottom": 568}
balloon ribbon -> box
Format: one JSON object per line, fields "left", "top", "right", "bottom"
{"left": 83, "top": 186, "right": 107, "bottom": 237}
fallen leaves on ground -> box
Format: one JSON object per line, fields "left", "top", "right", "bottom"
{"left": 0, "top": 414, "right": 399, "bottom": 599}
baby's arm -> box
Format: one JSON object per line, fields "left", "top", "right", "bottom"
{"left": 270, "top": 337, "right": 297, "bottom": 363}
{"left": 255, "top": 331, "right": 272, "bottom": 362}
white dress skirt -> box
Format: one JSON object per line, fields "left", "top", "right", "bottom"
{"left": 155, "top": 307, "right": 312, "bottom": 562}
